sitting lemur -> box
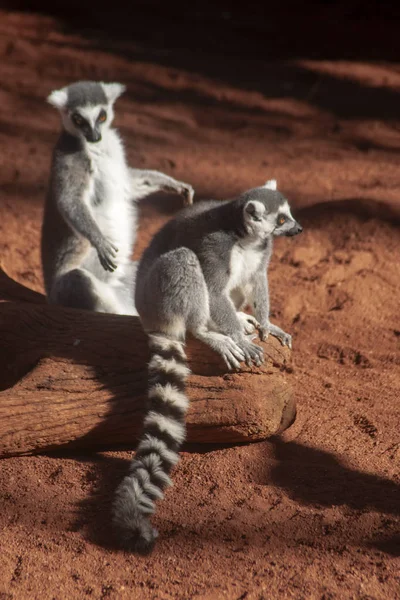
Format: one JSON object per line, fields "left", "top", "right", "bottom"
{"left": 112, "top": 179, "right": 303, "bottom": 553}
{"left": 42, "top": 80, "right": 194, "bottom": 315}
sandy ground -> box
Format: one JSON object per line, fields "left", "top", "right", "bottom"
{"left": 0, "top": 7, "right": 399, "bottom": 599}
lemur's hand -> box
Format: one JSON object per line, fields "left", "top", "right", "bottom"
{"left": 178, "top": 183, "right": 194, "bottom": 206}
{"left": 260, "top": 323, "right": 292, "bottom": 349}
{"left": 161, "top": 180, "right": 194, "bottom": 205}
{"left": 96, "top": 237, "right": 119, "bottom": 272}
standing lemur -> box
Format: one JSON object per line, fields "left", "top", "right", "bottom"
{"left": 41, "top": 80, "right": 194, "bottom": 315}
{"left": 112, "top": 180, "right": 303, "bottom": 553}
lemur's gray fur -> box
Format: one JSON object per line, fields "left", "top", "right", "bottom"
{"left": 112, "top": 179, "right": 302, "bottom": 553}
{"left": 41, "top": 80, "right": 194, "bottom": 315}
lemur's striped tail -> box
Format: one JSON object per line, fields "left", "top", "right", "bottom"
{"left": 112, "top": 333, "right": 190, "bottom": 554}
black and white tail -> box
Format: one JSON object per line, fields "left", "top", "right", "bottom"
{"left": 112, "top": 333, "right": 190, "bottom": 554}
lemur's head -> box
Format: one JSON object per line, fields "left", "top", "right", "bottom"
{"left": 242, "top": 179, "right": 303, "bottom": 239}
{"left": 47, "top": 81, "right": 125, "bottom": 143}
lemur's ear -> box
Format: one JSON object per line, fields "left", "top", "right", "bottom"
{"left": 47, "top": 88, "right": 68, "bottom": 109}
{"left": 264, "top": 179, "right": 277, "bottom": 190}
{"left": 101, "top": 82, "right": 126, "bottom": 103}
{"left": 244, "top": 200, "right": 265, "bottom": 220}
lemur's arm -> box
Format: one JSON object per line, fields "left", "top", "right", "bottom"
{"left": 55, "top": 163, "right": 118, "bottom": 272}
{"left": 249, "top": 267, "right": 270, "bottom": 331}
{"left": 202, "top": 247, "right": 264, "bottom": 366}
{"left": 249, "top": 260, "right": 292, "bottom": 349}
{"left": 129, "top": 168, "right": 194, "bottom": 206}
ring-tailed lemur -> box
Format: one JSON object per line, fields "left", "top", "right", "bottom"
{"left": 41, "top": 80, "right": 194, "bottom": 315}
{"left": 112, "top": 180, "right": 302, "bottom": 553}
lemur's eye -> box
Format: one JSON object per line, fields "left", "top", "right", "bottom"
{"left": 72, "top": 113, "right": 84, "bottom": 127}
{"left": 98, "top": 110, "right": 107, "bottom": 123}
{"left": 277, "top": 214, "right": 286, "bottom": 226}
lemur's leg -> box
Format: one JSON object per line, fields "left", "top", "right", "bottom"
{"left": 129, "top": 168, "right": 194, "bottom": 206}
{"left": 79, "top": 249, "right": 138, "bottom": 315}
{"left": 49, "top": 268, "right": 127, "bottom": 314}
{"left": 230, "top": 287, "right": 260, "bottom": 337}
{"left": 249, "top": 271, "right": 292, "bottom": 349}
{"left": 137, "top": 248, "right": 245, "bottom": 370}
{"left": 207, "top": 293, "right": 264, "bottom": 366}
{"left": 113, "top": 262, "right": 139, "bottom": 317}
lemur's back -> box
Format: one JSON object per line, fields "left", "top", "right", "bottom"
{"left": 137, "top": 199, "right": 238, "bottom": 276}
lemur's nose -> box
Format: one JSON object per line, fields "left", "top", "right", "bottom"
{"left": 287, "top": 221, "right": 303, "bottom": 236}
{"left": 86, "top": 128, "right": 101, "bottom": 143}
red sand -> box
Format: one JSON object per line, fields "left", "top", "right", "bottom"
{"left": 0, "top": 8, "right": 399, "bottom": 599}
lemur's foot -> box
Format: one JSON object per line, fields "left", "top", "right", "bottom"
{"left": 261, "top": 323, "right": 292, "bottom": 349}
{"left": 237, "top": 312, "right": 260, "bottom": 335}
{"left": 219, "top": 338, "right": 246, "bottom": 370}
{"left": 236, "top": 338, "right": 264, "bottom": 367}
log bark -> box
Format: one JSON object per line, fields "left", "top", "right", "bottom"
{"left": 0, "top": 301, "right": 295, "bottom": 457}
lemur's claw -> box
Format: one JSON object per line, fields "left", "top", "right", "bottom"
{"left": 260, "top": 323, "right": 292, "bottom": 349}
{"left": 277, "top": 331, "right": 292, "bottom": 349}
{"left": 274, "top": 329, "right": 292, "bottom": 350}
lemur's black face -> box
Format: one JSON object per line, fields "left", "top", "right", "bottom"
{"left": 48, "top": 81, "right": 126, "bottom": 143}
{"left": 71, "top": 108, "right": 107, "bottom": 143}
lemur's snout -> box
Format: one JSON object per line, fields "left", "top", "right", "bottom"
{"left": 287, "top": 221, "right": 303, "bottom": 236}
{"left": 86, "top": 129, "right": 102, "bottom": 143}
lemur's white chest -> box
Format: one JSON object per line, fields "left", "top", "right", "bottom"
{"left": 227, "top": 243, "right": 263, "bottom": 292}
{"left": 86, "top": 130, "right": 134, "bottom": 263}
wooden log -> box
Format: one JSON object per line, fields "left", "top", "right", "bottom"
{"left": 0, "top": 301, "right": 295, "bottom": 457}
{"left": 0, "top": 265, "right": 45, "bottom": 305}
